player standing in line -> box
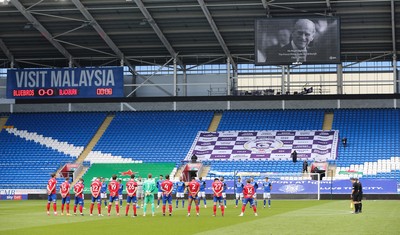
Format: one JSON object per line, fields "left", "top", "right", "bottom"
{"left": 136, "top": 177, "right": 143, "bottom": 208}
{"left": 107, "top": 175, "right": 121, "bottom": 216}
{"left": 73, "top": 178, "right": 84, "bottom": 216}
{"left": 142, "top": 173, "right": 156, "bottom": 216}
{"left": 118, "top": 179, "right": 124, "bottom": 207}
{"left": 239, "top": 179, "right": 258, "bottom": 217}
{"left": 60, "top": 177, "right": 70, "bottom": 216}
{"left": 250, "top": 177, "right": 259, "bottom": 207}
{"left": 187, "top": 177, "right": 200, "bottom": 217}
{"left": 161, "top": 175, "right": 174, "bottom": 216}
{"left": 46, "top": 173, "right": 58, "bottom": 216}
{"left": 156, "top": 175, "right": 164, "bottom": 208}
{"left": 90, "top": 177, "right": 103, "bottom": 216}
{"left": 125, "top": 174, "right": 138, "bottom": 217}
{"left": 198, "top": 177, "right": 207, "bottom": 208}
{"left": 220, "top": 177, "right": 227, "bottom": 208}
{"left": 263, "top": 177, "right": 272, "bottom": 208}
{"left": 212, "top": 178, "right": 225, "bottom": 216}
{"left": 235, "top": 177, "right": 244, "bottom": 208}
{"left": 100, "top": 177, "right": 108, "bottom": 208}
{"left": 175, "top": 177, "right": 186, "bottom": 208}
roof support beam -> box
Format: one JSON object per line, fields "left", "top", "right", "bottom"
{"left": 197, "top": 0, "right": 237, "bottom": 71}
{"left": 9, "top": 0, "right": 79, "bottom": 67}
{"left": 133, "top": 0, "right": 184, "bottom": 69}
{"left": 391, "top": 0, "right": 397, "bottom": 93}
{"left": 0, "top": 39, "right": 18, "bottom": 68}
{"left": 70, "top": 0, "right": 172, "bottom": 96}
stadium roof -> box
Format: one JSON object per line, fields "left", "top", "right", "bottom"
{"left": 0, "top": 0, "right": 398, "bottom": 68}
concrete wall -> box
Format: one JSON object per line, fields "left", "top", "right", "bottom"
{"left": 2, "top": 98, "right": 398, "bottom": 113}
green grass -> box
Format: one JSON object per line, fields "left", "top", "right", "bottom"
{"left": 1, "top": 200, "right": 399, "bottom": 235}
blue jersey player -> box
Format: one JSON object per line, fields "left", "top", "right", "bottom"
{"left": 118, "top": 179, "right": 124, "bottom": 206}
{"left": 100, "top": 178, "right": 108, "bottom": 207}
{"left": 235, "top": 177, "right": 244, "bottom": 208}
{"left": 220, "top": 177, "right": 227, "bottom": 208}
{"left": 175, "top": 177, "right": 186, "bottom": 208}
{"left": 198, "top": 177, "right": 207, "bottom": 208}
{"left": 250, "top": 178, "right": 258, "bottom": 207}
{"left": 263, "top": 177, "right": 272, "bottom": 208}
{"left": 156, "top": 175, "right": 164, "bottom": 208}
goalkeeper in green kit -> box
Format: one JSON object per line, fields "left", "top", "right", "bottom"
{"left": 142, "top": 173, "right": 156, "bottom": 216}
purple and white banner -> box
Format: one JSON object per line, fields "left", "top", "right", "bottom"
{"left": 186, "top": 130, "right": 339, "bottom": 161}
{"left": 201, "top": 179, "right": 397, "bottom": 194}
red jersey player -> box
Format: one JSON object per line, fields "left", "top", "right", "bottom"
{"left": 212, "top": 178, "right": 224, "bottom": 216}
{"left": 73, "top": 178, "right": 84, "bottom": 216}
{"left": 46, "top": 173, "right": 57, "bottom": 216}
{"left": 59, "top": 177, "right": 70, "bottom": 216}
{"left": 90, "top": 177, "right": 103, "bottom": 216}
{"left": 187, "top": 177, "right": 200, "bottom": 216}
{"left": 239, "top": 179, "right": 258, "bottom": 216}
{"left": 107, "top": 174, "right": 121, "bottom": 216}
{"left": 161, "top": 175, "right": 174, "bottom": 216}
{"left": 125, "top": 174, "right": 138, "bottom": 217}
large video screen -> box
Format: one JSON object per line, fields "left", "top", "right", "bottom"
{"left": 255, "top": 17, "right": 340, "bottom": 65}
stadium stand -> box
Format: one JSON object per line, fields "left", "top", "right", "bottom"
{"left": 217, "top": 110, "right": 325, "bottom": 131}
{"left": 92, "top": 111, "right": 214, "bottom": 163}
{"left": 205, "top": 110, "right": 325, "bottom": 178}
{"left": 0, "top": 112, "right": 106, "bottom": 189}
{"left": 332, "top": 109, "right": 400, "bottom": 179}
{"left": 1, "top": 109, "right": 399, "bottom": 190}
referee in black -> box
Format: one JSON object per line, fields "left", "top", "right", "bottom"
{"left": 356, "top": 178, "right": 363, "bottom": 213}
{"left": 351, "top": 177, "right": 361, "bottom": 214}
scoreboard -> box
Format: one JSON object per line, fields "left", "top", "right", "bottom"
{"left": 7, "top": 67, "right": 124, "bottom": 99}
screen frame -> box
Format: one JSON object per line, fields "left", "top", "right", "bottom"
{"left": 254, "top": 16, "right": 341, "bottom": 66}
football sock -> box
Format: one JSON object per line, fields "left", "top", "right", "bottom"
{"left": 168, "top": 205, "right": 172, "bottom": 213}
{"left": 241, "top": 205, "right": 246, "bottom": 213}
{"left": 104, "top": 200, "right": 107, "bottom": 207}
{"left": 143, "top": 203, "right": 147, "bottom": 213}
{"left": 116, "top": 205, "right": 120, "bottom": 214}
{"left": 151, "top": 203, "right": 155, "bottom": 213}
{"left": 195, "top": 205, "right": 199, "bottom": 213}
{"left": 224, "top": 199, "right": 226, "bottom": 206}
{"left": 176, "top": 200, "right": 178, "bottom": 207}
{"left": 203, "top": 198, "right": 207, "bottom": 205}
{"left": 268, "top": 199, "right": 271, "bottom": 206}
{"left": 221, "top": 204, "right": 225, "bottom": 214}
{"left": 158, "top": 199, "right": 160, "bottom": 206}
{"left": 120, "top": 199, "right": 122, "bottom": 206}
{"left": 47, "top": 203, "right": 50, "bottom": 212}
{"left": 66, "top": 204, "right": 70, "bottom": 213}
{"left": 97, "top": 204, "right": 101, "bottom": 214}
{"left": 188, "top": 206, "right": 191, "bottom": 213}
{"left": 74, "top": 205, "right": 77, "bottom": 213}
{"left": 359, "top": 203, "right": 362, "bottom": 212}
{"left": 125, "top": 205, "right": 129, "bottom": 215}
{"left": 53, "top": 203, "right": 57, "bottom": 212}
{"left": 90, "top": 204, "right": 94, "bottom": 214}
{"left": 252, "top": 205, "right": 257, "bottom": 213}
{"left": 235, "top": 199, "right": 238, "bottom": 206}
{"left": 264, "top": 200, "right": 266, "bottom": 206}
{"left": 79, "top": 205, "right": 82, "bottom": 213}
{"left": 182, "top": 200, "right": 185, "bottom": 207}
{"left": 213, "top": 205, "right": 217, "bottom": 214}
{"left": 108, "top": 204, "right": 111, "bottom": 213}
{"left": 133, "top": 205, "right": 137, "bottom": 215}
{"left": 162, "top": 205, "right": 166, "bottom": 214}
{"left": 61, "top": 204, "right": 64, "bottom": 213}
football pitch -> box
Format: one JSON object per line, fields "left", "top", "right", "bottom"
{"left": 1, "top": 200, "right": 399, "bottom": 235}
